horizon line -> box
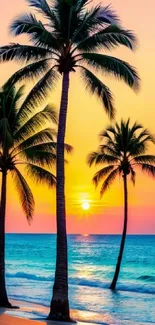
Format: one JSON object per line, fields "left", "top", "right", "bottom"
{"left": 6, "top": 233, "right": 155, "bottom": 235}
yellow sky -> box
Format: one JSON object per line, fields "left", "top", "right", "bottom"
{"left": 0, "top": 0, "right": 155, "bottom": 233}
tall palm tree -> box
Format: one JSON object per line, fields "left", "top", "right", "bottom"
{"left": 0, "top": 0, "right": 140, "bottom": 319}
{"left": 88, "top": 119, "right": 155, "bottom": 290}
{"left": 0, "top": 82, "right": 58, "bottom": 308}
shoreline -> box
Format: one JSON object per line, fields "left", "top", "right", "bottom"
{"left": 0, "top": 299, "right": 154, "bottom": 325}
{"left": 0, "top": 300, "right": 108, "bottom": 325}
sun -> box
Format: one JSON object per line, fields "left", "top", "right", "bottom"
{"left": 82, "top": 201, "right": 90, "bottom": 210}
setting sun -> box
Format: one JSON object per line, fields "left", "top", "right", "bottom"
{"left": 82, "top": 201, "right": 90, "bottom": 210}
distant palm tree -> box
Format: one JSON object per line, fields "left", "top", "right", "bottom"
{"left": 0, "top": 0, "right": 140, "bottom": 319}
{"left": 88, "top": 119, "right": 155, "bottom": 290}
{"left": 0, "top": 83, "right": 58, "bottom": 308}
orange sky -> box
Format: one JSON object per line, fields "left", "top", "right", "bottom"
{"left": 0, "top": 0, "right": 155, "bottom": 234}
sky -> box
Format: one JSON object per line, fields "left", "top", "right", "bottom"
{"left": 0, "top": 0, "right": 155, "bottom": 234}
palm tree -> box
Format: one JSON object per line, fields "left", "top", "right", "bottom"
{"left": 0, "top": 82, "right": 58, "bottom": 308}
{"left": 0, "top": 0, "right": 140, "bottom": 319}
{"left": 88, "top": 119, "right": 155, "bottom": 290}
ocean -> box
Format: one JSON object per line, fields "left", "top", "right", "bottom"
{"left": 5, "top": 234, "right": 155, "bottom": 325}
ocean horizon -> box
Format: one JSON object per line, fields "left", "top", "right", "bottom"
{"left": 6, "top": 233, "right": 155, "bottom": 235}
{"left": 6, "top": 234, "right": 155, "bottom": 324}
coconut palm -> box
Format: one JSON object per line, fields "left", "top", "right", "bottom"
{"left": 0, "top": 83, "right": 59, "bottom": 308}
{"left": 88, "top": 119, "right": 155, "bottom": 290}
{"left": 0, "top": 0, "right": 140, "bottom": 319}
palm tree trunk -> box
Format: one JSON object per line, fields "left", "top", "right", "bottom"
{"left": 110, "top": 173, "right": 128, "bottom": 290}
{"left": 48, "top": 72, "right": 70, "bottom": 321}
{"left": 0, "top": 170, "right": 11, "bottom": 307}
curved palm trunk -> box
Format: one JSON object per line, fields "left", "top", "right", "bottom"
{"left": 110, "top": 174, "right": 128, "bottom": 290}
{"left": 0, "top": 171, "right": 11, "bottom": 307}
{"left": 48, "top": 72, "right": 70, "bottom": 321}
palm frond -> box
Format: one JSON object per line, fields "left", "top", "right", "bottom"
{"left": 138, "top": 163, "right": 155, "bottom": 177}
{"left": 93, "top": 165, "right": 115, "bottom": 186}
{"left": 20, "top": 145, "right": 57, "bottom": 167}
{"left": 0, "top": 44, "right": 52, "bottom": 63}
{"left": 4, "top": 59, "right": 50, "bottom": 89}
{"left": 3, "top": 84, "right": 24, "bottom": 106}
{"left": 64, "top": 143, "right": 73, "bottom": 154}
{"left": 73, "top": 0, "right": 90, "bottom": 13}
{"left": 130, "top": 166, "right": 136, "bottom": 185}
{"left": 13, "top": 128, "right": 55, "bottom": 153}
{"left": 80, "top": 66, "right": 115, "bottom": 119}
{"left": 137, "top": 129, "right": 155, "bottom": 144}
{"left": 0, "top": 118, "right": 14, "bottom": 148}
{"left": 72, "top": 8, "right": 97, "bottom": 44}
{"left": 14, "top": 105, "right": 57, "bottom": 143}
{"left": 0, "top": 86, "right": 24, "bottom": 130}
{"left": 100, "top": 144, "right": 120, "bottom": 157}
{"left": 82, "top": 53, "right": 140, "bottom": 91}
{"left": 115, "top": 122, "right": 121, "bottom": 134}
{"left": 99, "top": 152, "right": 119, "bottom": 164}
{"left": 50, "top": 0, "right": 81, "bottom": 41}
{"left": 78, "top": 4, "right": 119, "bottom": 34}
{"left": 127, "top": 121, "right": 143, "bottom": 140}
{"left": 15, "top": 70, "right": 59, "bottom": 125}
{"left": 10, "top": 13, "right": 59, "bottom": 51}
{"left": 11, "top": 167, "right": 34, "bottom": 223}
{"left": 77, "top": 25, "right": 137, "bottom": 52}
{"left": 100, "top": 168, "right": 119, "bottom": 196}
{"left": 133, "top": 155, "right": 155, "bottom": 164}
{"left": 4, "top": 86, "right": 25, "bottom": 133}
{"left": 87, "top": 151, "right": 118, "bottom": 166}
{"left": 99, "top": 128, "right": 115, "bottom": 141}
{"left": 73, "top": 3, "right": 119, "bottom": 45}
{"left": 129, "top": 137, "right": 151, "bottom": 157}
{"left": 17, "top": 140, "right": 73, "bottom": 155}
{"left": 87, "top": 151, "right": 99, "bottom": 167}
{"left": 93, "top": 4, "right": 120, "bottom": 25}
{"left": 27, "top": 0, "right": 54, "bottom": 21}
{"left": 26, "top": 163, "right": 56, "bottom": 187}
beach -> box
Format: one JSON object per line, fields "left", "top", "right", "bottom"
{"left": 0, "top": 300, "right": 109, "bottom": 325}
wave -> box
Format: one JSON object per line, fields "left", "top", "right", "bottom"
{"left": 6, "top": 272, "right": 155, "bottom": 295}
{"left": 138, "top": 275, "right": 155, "bottom": 282}
{"left": 71, "top": 278, "right": 155, "bottom": 294}
{"left": 6, "top": 272, "right": 53, "bottom": 282}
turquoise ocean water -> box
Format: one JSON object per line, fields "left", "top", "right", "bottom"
{"left": 6, "top": 234, "right": 155, "bottom": 324}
